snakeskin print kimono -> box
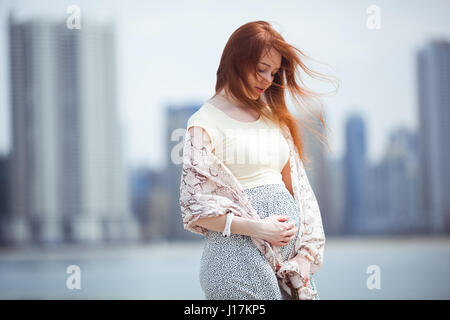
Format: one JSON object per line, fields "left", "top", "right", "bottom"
{"left": 179, "top": 124, "right": 325, "bottom": 300}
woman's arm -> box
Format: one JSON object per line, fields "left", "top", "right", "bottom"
{"left": 187, "top": 126, "right": 263, "bottom": 238}
{"left": 194, "top": 213, "right": 297, "bottom": 246}
{"left": 193, "top": 215, "right": 265, "bottom": 239}
{"left": 281, "top": 160, "right": 294, "bottom": 197}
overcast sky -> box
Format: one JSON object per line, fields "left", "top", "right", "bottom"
{"left": 1, "top": 0, "right": 449, "bottom": 169}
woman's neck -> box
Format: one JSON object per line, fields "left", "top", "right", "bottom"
{"left": 212, "top": 88, "right": 252, "bottom": 110}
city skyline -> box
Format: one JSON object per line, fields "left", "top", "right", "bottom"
{"left": 1, "top": 0, "right": 450, "bottom": 170}
{"left": 3, "top": 14, "right": 139, "bottom": 245}
{"left": 0, "top": 2, "right": 449, "bottom": 303}
{"left": 0, "top": 9, "right": 448, "bottom": 247}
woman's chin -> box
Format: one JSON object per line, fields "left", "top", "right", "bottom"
{"left": 250, "top": 92, "right": 261, "bottom": 100}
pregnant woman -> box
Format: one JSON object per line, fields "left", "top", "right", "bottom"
{"left": 179, "top": 20, "right": 338, "bottom": 300}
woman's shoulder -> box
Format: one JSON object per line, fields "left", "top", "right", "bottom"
{"left": 186, "top": 102, "right": 220, "bottom": 149}
{"left": 187, "top": 102, "right": 217, "bottom": 127}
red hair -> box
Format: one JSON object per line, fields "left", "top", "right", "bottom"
{"left": 213, "top": 20, "right": 340, "bottom": 164}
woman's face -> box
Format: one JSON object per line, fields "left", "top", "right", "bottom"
{"left": 245, "top": 47, "right": 282, "bottom": 100}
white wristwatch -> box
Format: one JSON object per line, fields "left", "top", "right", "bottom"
{"left": 222, "top": 213, "right": 234, "bottom": 237}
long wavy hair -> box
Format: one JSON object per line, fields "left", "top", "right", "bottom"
{"left": 213, "top": 20, "right": 340, "bottom": 164}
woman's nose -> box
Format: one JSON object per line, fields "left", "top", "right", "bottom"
{"left": 262, "top": 73, "right": 271, "bottom": 84}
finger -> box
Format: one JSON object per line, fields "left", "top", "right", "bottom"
{"left": 281, "top": 231, "right": 294, "bottom": 237}
{"left": 284, "top": 223, "right": 295, "bottom": 231}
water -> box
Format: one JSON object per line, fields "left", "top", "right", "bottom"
{"left": 0, "top": 236, "right": 449, "bottom": 299}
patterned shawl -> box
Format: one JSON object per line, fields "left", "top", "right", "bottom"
{"left": 179, "top": 124, "right": 325, "bottom": 300}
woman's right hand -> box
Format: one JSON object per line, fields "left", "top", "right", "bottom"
{"left": 257, "top": 215, "right": 297, "bottom": 247}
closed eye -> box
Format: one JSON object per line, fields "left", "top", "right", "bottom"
{"left": 258, "top": 69, "right": 277, "bottom": 77}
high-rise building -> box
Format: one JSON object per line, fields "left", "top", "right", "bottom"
{"left": 7, "top": 13, "right": 138, "bottom": 245}
{"left": 416, "top": 39, "right": 450, "bottom": 234}
{"left": 326, "top": 156, "right": 346, "bottom": 235}
{"left": 0, "top": 154, "right": 11, "bottom": 245}
{"left": 381, "top": 129, "right": 422, "bottom": 234}
{"left": 343, "top": 114, "right": 368, "bottom": 235}
{"left": 364, "top": 159, "right": 391, "bottom": 235}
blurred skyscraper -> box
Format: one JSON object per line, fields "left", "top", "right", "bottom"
{"left": 364, "top": 158, "right": 390, "bottom": 235}
{"left": 343, "top": 114, "right": 368, "bottom": 235}
{"left": 417, "top": 39, "right": 450, "bottom": 234}
{"left": 327, "top": 157, "right": 345, "bottom": 235}
{"left": 379, "top": 129, "right": 422, "bottom": 234}
{"left": 0, "top": 154, "right": 11, "bottom": 244}
{"left": 6, "top": 13, "right": 138, "bottom": 245}
{"left": 130, "top": 166, "right": 171, "bottom": 242}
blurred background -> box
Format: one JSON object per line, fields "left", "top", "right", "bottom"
{"left": 0, "top": 0, "right": 449, "bottom": 299}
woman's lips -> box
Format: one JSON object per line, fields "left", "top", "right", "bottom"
{"left": 255, "top": 87, "right": 264, "bottom": 93}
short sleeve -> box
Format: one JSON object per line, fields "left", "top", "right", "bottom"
{"left": 187, "top": 117, "right": 216, "bottom": 151}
